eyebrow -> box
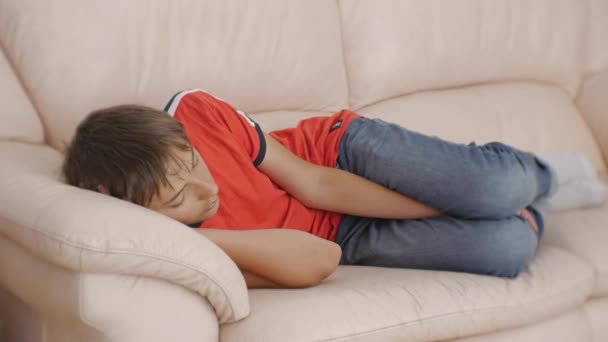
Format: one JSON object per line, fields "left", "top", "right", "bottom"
{"left": 163, "top": 149, "right": 196, "bottom": 206}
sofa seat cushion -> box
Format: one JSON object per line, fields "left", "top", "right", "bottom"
{"left": 221, "top": 246, "right": 593, "bottom": 342}
{"left": 542, "top": 199, "right": 608, "bottom": 297}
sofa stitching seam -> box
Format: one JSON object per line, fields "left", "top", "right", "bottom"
{"left": 318, "top": 275, "right": 594, "bottom": 341}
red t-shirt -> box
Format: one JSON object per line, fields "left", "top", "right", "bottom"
{"left": 164, "top": 89, "right": 361, "bottom": 241}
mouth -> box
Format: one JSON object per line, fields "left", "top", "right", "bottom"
{"left": 202, "top": 197, "right": 218, "bottom": 214}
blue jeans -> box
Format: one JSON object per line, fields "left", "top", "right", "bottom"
{"left": 335, "top": 117, "right": 558, "bottom": 278}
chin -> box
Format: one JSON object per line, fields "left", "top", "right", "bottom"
{"left": 201, "top": 209, "right": 218, "bottom": 221}
{"left": 201, "top": 199, "right": 220, "bottom": 220}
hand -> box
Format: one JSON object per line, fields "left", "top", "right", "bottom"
{"left": 517, "top": 208, "right": 539, "bottom": 233}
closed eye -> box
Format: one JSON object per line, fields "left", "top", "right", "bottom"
{"left": 168, "top": 149, "right": 198, "bottom": 209}
{"left": 192, "top": 152, "right": 199, "bottom": 169}
{"left": 169, "top": 198, "right": 184, "bottom": 208}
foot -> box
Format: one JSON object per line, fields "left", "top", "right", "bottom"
{"left": 517, "top": 208, "right": 539, "bottom": 233}
{"left": 537, "top": 152, "right": 596, "bottom": 185}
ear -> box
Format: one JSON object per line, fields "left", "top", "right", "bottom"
{"left": 97, "top": 184, "right": 110, "bottom": 195}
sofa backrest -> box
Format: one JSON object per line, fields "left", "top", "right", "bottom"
{"left": 0, "top": 0, "right": 348, "bottom": 151}
{"left": 0, "top": 0, "right": 606, "bottom": 170}
{"left": 585, "top": 0, "right": 608, "bottom": 75}
{"left": 340, "top": 0, "right": 585, "bottom": 109}
{"left": 0, "top": 49, "right": 43, "bottom": 144}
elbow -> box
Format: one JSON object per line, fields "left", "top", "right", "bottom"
{"left": 282, "top": 242, "right": 342, "bottom": 289}
{"left": 320, "top": 241, "right": 342, "bottom": 279}
{"left": 307, "top": 241, "right": 342, "bottom": 287}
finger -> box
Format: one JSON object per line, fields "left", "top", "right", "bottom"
{"left": 522, "top": 210, "right": 539, "bottom": 233}
{"left": 517, "top": 209, "right": 539, "bottom": 233}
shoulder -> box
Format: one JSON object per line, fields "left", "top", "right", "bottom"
{"left": 163, "top": 89, "right": 221, "bottom": 117}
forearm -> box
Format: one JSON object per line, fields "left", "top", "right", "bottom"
{"left": 239, "top": 268, "right": 282, "bottom": 289}
{"left": 196, "top": 228, "right": 341, "bottom": 288}
{"left": 312, "top": 167, "right": 442, "bottom": 219}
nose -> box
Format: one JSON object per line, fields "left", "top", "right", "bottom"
{"left": 194, "top": 179, "right": 218, "bottom": 198}
{"left": 207, "top": 182, "right": 219, "bottom": 196}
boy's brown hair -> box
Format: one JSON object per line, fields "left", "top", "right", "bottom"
{"left": 62, "top": 104, "right": 192, "bottom": 207}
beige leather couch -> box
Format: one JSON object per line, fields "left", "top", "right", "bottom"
{"left": 1, "top": 1, "right": 607, "bottom": 341}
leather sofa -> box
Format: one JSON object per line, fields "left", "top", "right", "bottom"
{"left": 1, "top": 0, "right": 607, "bottom": 341}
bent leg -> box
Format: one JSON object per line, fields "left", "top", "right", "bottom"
{"left": 338, "top": 117, "right": 556, "bottom": 220}
{"left": 337, "top": 209, "right": 542, "bottom": 278}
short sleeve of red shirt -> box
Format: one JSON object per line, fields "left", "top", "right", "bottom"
{"left": 164, "top": 89, "right": 266, "bottom": 166}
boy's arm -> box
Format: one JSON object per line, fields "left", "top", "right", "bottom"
{"left": 259, "top": 133, "right": 442, "bottom": 220}
{"left": 196, "top": 228, "right": 341, "bottom": 289}
{"left": 239, "top": 268, "right": 282, "bottom": 289}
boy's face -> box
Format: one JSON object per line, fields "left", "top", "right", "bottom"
{"left": 146, "top": 147, "right": 220, "bottom": 225}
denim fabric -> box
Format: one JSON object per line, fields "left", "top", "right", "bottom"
{"left": 335, "top": 117, "right": 558, "bottom": 278}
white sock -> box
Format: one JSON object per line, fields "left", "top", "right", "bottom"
{"left": 537, "top": 151, "right": 597, "bottom": 185}
{"left": 546, "top": 179, "right": 608, "bottom": 212}
{"left": 536, "top": 152, "right": 608, "bottom": 212}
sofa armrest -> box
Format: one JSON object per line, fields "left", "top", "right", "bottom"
{"left": 1, "top": 233, "right": 220, "bottom": 342}
{"left": 577, "top": 69, "right": 608, "bottom": 170}
{"left": 80, "top": 273, "right": 220, "bottom": 341}
{"left": 0, "top": 141, "right": 249, "bottom": 323}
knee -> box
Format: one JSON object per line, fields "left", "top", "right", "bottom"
{"left": 480, "top": 223, "right": 538, "bottom": 278}
{"left": 464, "top": 173, "right": 526, "bottom": 218}
{"left": 464, "top": 142, "right": 538, "bottom": 214}
{"left": 466, "top": 166, "right": 537, "bottom": 219}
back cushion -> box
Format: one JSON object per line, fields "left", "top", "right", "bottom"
{"left": 0, "top": 49, "right": 43, "bottom": 144}
{"left": 340, "top": 0, "right": 586, "bottom": 109}
{"left": 585, "top": 0, "right": 608, "bottom": 73}
{"left": 358, "top": 82, "right": 606, "bottom": 172}
{"left": 0, "top": 0, "right": 348, "bottom": 151}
